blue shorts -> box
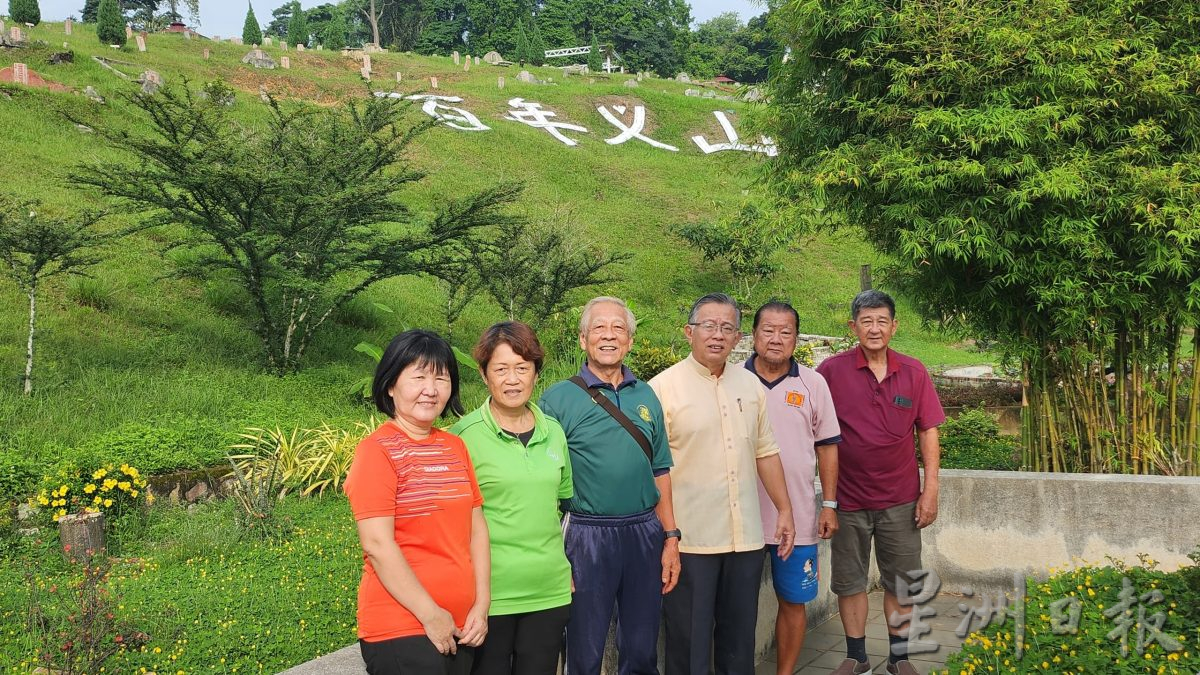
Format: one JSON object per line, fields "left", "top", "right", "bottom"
{"left": 768, "top": 543, "right": 819, "bottom": 604}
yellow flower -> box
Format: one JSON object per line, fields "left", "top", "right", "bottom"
{"left": 94, "top": 496, "right": 102, "bottom": 505}
{"left": 103, "top": 478, "right": 118, "bottom": 490}
{"left": 93, "top": 468, "right": 107, "bottom": 480}
{"left": 131, "top": 490, "right": 139, "bottom": 498}
{"left": 59, "top": 484, "right": 69, "bottom": 494}
{"left": 37, "top": 495, "right": 49, "bottom": 506}
{"left": 147, "top": 493, "right": 156, "bottom": 505}
{"left": 118, "top": 481, "right": 131, "bottom": 491}
{"left": 84, "top": 484, "right": 97, "bottom": 494}
{"left": 103, "top": 499, "right": 113, "bottom": 508}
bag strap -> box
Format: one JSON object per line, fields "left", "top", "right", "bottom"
{"left": 569, "top": 376, "right": 654, "bottom": 464}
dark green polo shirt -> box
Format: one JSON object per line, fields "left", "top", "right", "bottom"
{"left": 538, "top": 364, "right": 673, "bottom": 516}
{"left": 451, "top": 400, "right": 573, "bottom": 615}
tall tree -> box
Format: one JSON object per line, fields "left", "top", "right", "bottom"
{"left": 513, "top": 17, "right": 528, "bottom": 66}
{"left": 527, "top": 15, "right": 546, "bottom": 66}
{"left": 767, "top": 0, "right": 1200, "bottom": 474}
{"left": 0, "top": 199, "right": 112, "bottom": 395}
{"left": 535, "top": 0, "right": 579, "bottom": 51}
{"left": 464, "top": 0, "right": 526, "bottom": 56}
{"left": 586, "top": 31, "right": 601, "bottom": 71}
{"left": 9, "top": 0, "right": 42, "bottom": 25}
{"left": 319, "top": 6, "right": 346, "bottom": 49}
{"left": 359, "top": 0, "right": 383, "bottom": 46}
{"left": 71, "top": 87, "right": 524, "bottom": 374}
{"left": 265, "top": 1, "right": 293, "bottom": 37}
{"left": 286, "top": 0, "right": 308, "bottom": 46}
{"left": 80, "top": 0, "right": 100, "bottom": 22}
{"left": 242, "top": 2, "right": 263, "bottom": 45}
{"left": 95, "top": 0, "right": 125, "bottom": 45}
{"left": 414, "top": 0, "right": 468, "bottom": 55}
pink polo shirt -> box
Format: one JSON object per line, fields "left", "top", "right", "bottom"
{"left": 815, "top": 346, "right": 944, "bottom": 512}
{"left": 744, "top": 356, "right": 842, "bottom": 546}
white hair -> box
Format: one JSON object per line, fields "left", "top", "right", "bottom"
{"left": 579, "top": 296, "right": 638, "bottom": 336}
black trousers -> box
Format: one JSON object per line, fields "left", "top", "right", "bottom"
{"left": 472, "top": 604, "right": 570, "bottom": 675}
{"left": 360, "top": 635, "right": 475, "bottom": 675}
{"left": 662, "top": 550, "right": 764, "bottom": 675}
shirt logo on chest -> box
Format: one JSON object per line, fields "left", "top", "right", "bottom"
{"left": 785, "top": 391, "right": 805, "bottom": 408}
{"left": 638, "top": 404, "right": 652, "bottom": 422}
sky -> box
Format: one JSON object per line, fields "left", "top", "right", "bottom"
{"left": 34, "top": 0, "right": 764, "bottom": 46}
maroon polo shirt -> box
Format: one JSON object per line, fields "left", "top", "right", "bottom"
{"left": 816, "top": 346, "right": 945, "bottom": 511}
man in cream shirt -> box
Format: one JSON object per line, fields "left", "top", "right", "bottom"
{"left": 650, "top": 292, "right": 795, "bottom": 675}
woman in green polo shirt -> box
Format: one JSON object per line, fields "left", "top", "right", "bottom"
{"left": 450, "top": 321, "right": 573, "bottom": 675}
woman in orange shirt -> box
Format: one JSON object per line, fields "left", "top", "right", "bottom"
{"left": 346, "top": 329, "right": 490, "bottom": 674}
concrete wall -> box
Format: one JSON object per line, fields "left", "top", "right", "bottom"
{"left": 923, "top": 469, "right": 1200, "bottom": 594}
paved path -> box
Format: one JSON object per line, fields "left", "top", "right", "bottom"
{"left": 756, "top": 590, "right": 968, "bottom": 675}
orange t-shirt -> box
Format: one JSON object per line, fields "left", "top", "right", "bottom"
{"left": 345, "top": 422, "right": 483, "bottom": 642}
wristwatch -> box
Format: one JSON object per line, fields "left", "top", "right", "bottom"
{"left": 663, "top": 529, "right": 682, "bottom": 541}
{"left": 821, "top": 500, "right": 839, "bottom": 510}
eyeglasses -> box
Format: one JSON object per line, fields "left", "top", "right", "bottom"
{"left": 854, "top": 318, "right": 893, "bottom": 330}
{"left": 689, "top": 321, "right": 740, "bottom": 336}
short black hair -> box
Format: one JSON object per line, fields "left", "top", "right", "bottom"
{"left": 753, "top": 299, "right": 799, "bottom": 332}
{"left": 851, "top": 289, "right": 896, "bottom": 320}
{"left": 372, "top": 329, "right": 464, "bottom": 419}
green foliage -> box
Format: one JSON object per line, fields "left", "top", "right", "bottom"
{"left": 528, "top": 17, "right": 546, "bottom": 67}
{"left": 1, "top": 498, "right": 360, "bottom": 669}
{"left": 31, "top": 462, "right": 149, "bottom": 534}
{"left": 80, "top": 0, "right": 99, "bottom": 22}
{"left": 286, "top": 1, "right": 308, "bottom": 47}
{"left": 319, "top": 8, "right": 347, "bottom": 50}
{"left": 768, "top": 0, "right": 1200, "bottom": 474}
{"left": 94, "top": 0, "right": 124, "bottom": 45}
{"left": 586, "top": 31, "right": 602, "bottom": 72}
{"left": 229, "top": 423, "right": 373, "bottom": 498}
{"left": 62, "top": 423, "right": 228, "bottom": 475}
{"left": 9, "top": 0, "right": 41, "bottom": 25}
{"left": 513, "top": 17, "right": 529, "bottom": 66}
{"left": 71, "top": 86, "right": 523, "bottom": 374}
{"left": 25, "top": 552, "right": 145, "bottom": 674}
{"left": 939, "top": 408, "right": 1020, "bottom": 471}
{"left": 945, "top": 559, "right": 1200, "bottom": 673}
{"left": 673, "top": 202, "right": 797, "bottom": 304}
{"left": 627, "top": 343, "right": 682, "bottom": 381}
{"left": 242, "top": 3, "right": 263, "bottom": 46}
{"left": 65, "top": 275, "right": 122, "bottom": 311}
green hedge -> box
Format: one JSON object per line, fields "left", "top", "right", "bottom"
{"left": 940, "top": 407, "right": 1020, "bottom": 471}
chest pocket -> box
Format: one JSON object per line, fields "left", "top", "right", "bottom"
{"left": 883, "top": 395, "right": 918, "bottom": 440}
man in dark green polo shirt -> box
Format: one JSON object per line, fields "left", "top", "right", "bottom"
{"left": 539, "top": 296, "right": 678, "bottom": 675}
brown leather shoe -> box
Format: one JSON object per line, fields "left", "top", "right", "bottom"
{"left": 885, "top": 660, "right": 919, "bottom": 675}
{"left": 832, "top": 658, "right": 873, "bottom": 675}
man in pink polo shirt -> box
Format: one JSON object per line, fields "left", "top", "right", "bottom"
{"left": 816, "top": 290, "right": 944, "bottom": 675}
{"left": 744, "top": 300, "right": 842, "bottom": 675}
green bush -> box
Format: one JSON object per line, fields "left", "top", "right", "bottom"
{"left": 939, "top": 407, "right": 1019, "bottom": 470}
{"left": 67, "top": 275, "right": 122, "bottom": 310}
{"left": 60, "top": 422, "right": 228, "bottom": 475}
{"left": 627, "top": 343, "right": 682, "bottom": 381}
{"left": 95, "top": 0, "right": 124, "bottom": 46}
{"left": 945, "top": 556, "right": 1200, "bottom": 674}
{"left": 8, "top": 0, "right": 41, "bottom": 25}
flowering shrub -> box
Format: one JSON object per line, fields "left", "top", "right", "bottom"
{"left": 33, "top": 463, "right": 150, "bottom": 524}
{"left": 943, "top": 554, "right": 1200, "bottom": 674}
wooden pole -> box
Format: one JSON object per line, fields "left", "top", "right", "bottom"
{"left": 859, "top": 264, "right": 872, "bottom": 292}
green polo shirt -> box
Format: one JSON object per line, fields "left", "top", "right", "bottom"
{"left": 450, "top": 400, "right": 573, "bottom": 616}
{"left": 538, "top": 365, "right": 673, "bottom": 517}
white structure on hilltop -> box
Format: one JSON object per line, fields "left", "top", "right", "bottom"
{"left": 543, "top": 44, "right": 622, "bottom": 72}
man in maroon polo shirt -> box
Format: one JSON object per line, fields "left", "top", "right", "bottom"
{"left": 816, "top": 290, "right": 944, "bottom": 675}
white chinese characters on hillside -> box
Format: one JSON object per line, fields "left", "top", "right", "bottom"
{"left": 370, "top": 92, "right": 777, "bottom": 156}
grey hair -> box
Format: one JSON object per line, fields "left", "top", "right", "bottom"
{"left": 579, "top": 296, "right": 638, "bottom": 336}
{"left": 688, "top": 292, "right": 740, "bottom": 324}
{"left": 850, "top": 289, "right": 896, "bottom": 320}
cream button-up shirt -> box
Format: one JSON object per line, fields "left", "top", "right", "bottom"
{"left": 650, "top": 354, "right": 781, "bottom": 554}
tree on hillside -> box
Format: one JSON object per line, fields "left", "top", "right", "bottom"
{"left": 70, "top": 87, "right": 524, "bottom": 374}
{"left": 768, "top": 0, "right": 1200, "bottom": 474}
{"left": 243, "top": 3, "right": 263, "bottom": 45}
{"left": 674, "top": 203, "right": 798, "bottom": 302}
{"left": 95, "top": 0, "right": 125, "bottom": 45}
{"left": 358, "top": 0, "right": 383, "bottom": 46}
{"left": 80, "top": 0, "right": 99, "bottom": 22}
{"left": 527, "top": 16, "right": 546, "bottom": 66}
{"left": 586, "top": 31, "right": 601, "bottom": 71}
{"left": 319, "top": 7, "right": 346, "bottom": 49}
{"left": 9, "top": 0, "right": 42, "bottom": 26}
{"left": 286, "top": 1, "right": 308, "bottom": 46}
{"left": 464, "top": 0, "right": 526, "bottom": 56}
{"left": 265, "top": 2, "right": 292, "bottom": 37}
{"left": 535, "top": 0, "right": 580, "bottom": 52}
{"left": 0, "top": 199, "right": 115, "bottom": 395}
{"left": 513, "top": 18, "right": 528, "bottom": 66}
{"left": 414, "top": 0, "right": 468, "bottom": 55}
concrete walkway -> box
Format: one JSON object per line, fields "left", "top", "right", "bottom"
{"left": 756, "top": 590, "right": 967, "bottom": 675}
